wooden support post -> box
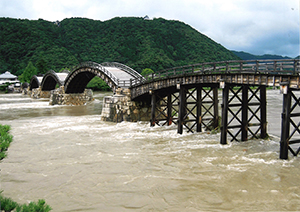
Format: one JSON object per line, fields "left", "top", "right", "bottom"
{"left": 178, "top": 86, "right": 186, "bottom": 134}
{"left": 167, "top": 94, "right": 172, "bottom": 126}
{"left": 280, "top": 87, "right": 291, "bottom": 159}
{"left": 220, "top": 85, "right": 229, "bottom": 144}
{"left": 260, "top": 85, "right": 267, "bottom": 138}
{"left": 242, "top": 85, "right": 249, "bottom": 141}
{"left": 150, "top": 92, "right": 156, "bottom": 127}
{"left": 213, "top": 86, "right": 219, "bottom": 129}
{"left": 197, "top": 86, "right": 202, "bottom": 132}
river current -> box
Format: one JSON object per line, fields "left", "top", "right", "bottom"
{"left": 1, "top": 90, "right": 300, "bottom": 211}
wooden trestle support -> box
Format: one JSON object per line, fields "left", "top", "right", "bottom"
{"left": 220, "top": 84, "right": 267, "bottom": 144}
{"left": 280, "top": 85, "right": 300, "bottom": 159}
{"left": 150, "top": 85, "right": 219, "bottom": 133}
{"left": 149, "top": 82, "right": 300, "bottom": 160}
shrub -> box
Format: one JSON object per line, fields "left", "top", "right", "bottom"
{"left": 16, "top": 199, "right": 52, "bottom": 212}
{"left": 0, "top": 194, "right": 52, "bottom": 212}
{"left": 0, "top": 194, "right": 18, "bottom": 212}
{"left": 0, "top": 125, "right": 13, "bottom": 160}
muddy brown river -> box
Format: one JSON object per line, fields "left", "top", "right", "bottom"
{"left": 1, "top": 90, "right": 300, "bottom": 211}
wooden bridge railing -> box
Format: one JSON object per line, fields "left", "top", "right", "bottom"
{"left": 130, "top": 59, "right": 300, "bottom": 87}
{"left": 101, "top": 62, "right": 144, "bottom": 80}
{"left": 72, "top": 61, "right": 120, "bottom": 86}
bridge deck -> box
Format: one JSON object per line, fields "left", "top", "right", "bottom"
{"left": 104, "top": 67, "right": 134, "bottom": 88}
{"left": 56, "top": 73, "right": 69, "bottom": 82}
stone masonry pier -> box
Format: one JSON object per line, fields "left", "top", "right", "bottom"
{"left": 49, "top": 86, "right": 94, "bottom": 105}
{"left": 101, "top": 88, "right": 151, "bottom": 122}
{"left": 30, "top": 87, "right": 51, "bottom": 99}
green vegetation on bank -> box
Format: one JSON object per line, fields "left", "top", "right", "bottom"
{"left": 0, "top": 124, "right": 52, "bottom": 212}
{"left": 0, "top": 195, "right": 52, "bottom": 212}
{"left": 0, "top": 17, "right": 240, "bottom": 76}
{"left": 0, "top": 124, "right": 13, "bottom": 160}
{"left": 0, "top": 83, "right": 11, "bottom": 92}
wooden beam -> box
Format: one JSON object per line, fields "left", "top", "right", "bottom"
{"left": 260, "top": 85, "right": 267, "bottom": 138}
{"left": 280, "top": 88, "right": 291, "bottom": 159}
{"left": 178, "top": 86, "right": 186, "bottom": 134}
{"left": 242, "top": 85, "right": 249, "bottom": 141}
{"left": 220, "top": 85, "right": 229, "bottom": 144}
{"left": 150, "top": 92, "right": 156, "bottom": 127}
{"left": 197, "top": 86, "right": 202, "bottom": 132}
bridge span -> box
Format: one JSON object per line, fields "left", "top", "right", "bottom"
{"left": 29, "top": 62, "right": 143, "bottom": 93}
{"left": 129, "top": 59, "right": 300, "bottom": 160}
{"left": 28, "top": 59, "right": 300, "bottom": 159}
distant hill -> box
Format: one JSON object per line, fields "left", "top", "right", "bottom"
{"left": 231, "top": 50, "right": 292, "bottom": 60}
{"left": 0, "top": 17, "right": 240, "bottom": 75}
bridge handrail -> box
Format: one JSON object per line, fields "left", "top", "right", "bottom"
{"left": 101, "top": 62, "right": 144, "bottom": 80}
{"left": 117, "top": 80, "right": 132, "bottom": 88}
{"left": 43, "top": 70, "right": 65, "bottom": 86}
{"left": 72, "top": 61, "right": 119, "bottom": 86}
{"left": 130, "top": 59, "right": 300, "bottom": 87}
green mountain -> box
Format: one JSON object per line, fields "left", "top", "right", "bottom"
{"left": 0, "top": 17, "right": 240, "bottom": 75}
{"left": 231, "top": 50, "right": 292, "bottom": 60}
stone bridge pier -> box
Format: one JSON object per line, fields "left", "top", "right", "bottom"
{"left": 30, "top": 87, "right": 52, "bottom": 99}
{"left": 101, "top": 88, "right": 151, "bottom": 122}
{"left": 49, "top": 86, "right": 94, "bottom": 105}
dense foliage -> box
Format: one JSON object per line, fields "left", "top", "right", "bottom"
{"left": 0, "top": 17, "right": 240, "bottom": 76}
{"left": 18, "top": 61, "right": 37, "bottom": 83}
{"left": 86, "top": 77, "right": 111, "bottom": 91}
{"left": 0, "top": 195, "right": 52, "bottom": 212}
{"left": 0, "top": 124, "right": 13, "bottom": 160}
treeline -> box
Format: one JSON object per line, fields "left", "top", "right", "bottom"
{"left": 231, "top": 50, "right": 294, "bottom": 61}
{"left": 0, "top": 17, "right": 239, "bottom": 76}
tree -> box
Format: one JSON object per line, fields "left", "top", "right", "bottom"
{"left": 141, "top": 68, "right": 154, "bottom": 77}
{"left": 19, "top": 61, "right": 37, "bottom": 83}
{"left": 86, "top": 77, "right": 111, "bottom": 91}
{"left": 36, "top": 56, "right": 48, "bottom": 74}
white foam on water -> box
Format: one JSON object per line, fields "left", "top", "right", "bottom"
{"left": 0, "top": 97, "right": 30, "bottom": 101}
{"left": 240, "top": 156, "right": 280, "bottom": 165}
{"left": 0, "top": 101, "right": 52, "bottom": 110}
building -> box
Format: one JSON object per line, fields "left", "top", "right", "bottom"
{"left": 0, "top": 71, "right": 19, "bottom": 85}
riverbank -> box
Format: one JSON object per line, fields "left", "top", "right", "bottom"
{"left": 0, "top": 124, "right": 12, "bottom": 160}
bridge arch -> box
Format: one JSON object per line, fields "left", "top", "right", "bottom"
{"left": 64, "top": 61, "right": 143, "bottom": 94}
{"left": 40, "top": 70, "right": 70, "bottom": 91}
{"left": 29, "top": 75, "right": 43, "bottom": 90}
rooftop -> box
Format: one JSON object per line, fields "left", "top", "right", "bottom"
{"left": 0, "top": 71, "right": 18, "bottom": 79}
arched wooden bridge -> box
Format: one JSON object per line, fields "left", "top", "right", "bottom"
{"left": 29, "top": 59, "right": 300, "bottom": 159}
{"left": 29, "top": 62, "right": 144, "bottom": 92}
{"left": 129, "top": 59, "right": 300, "bottom": 160}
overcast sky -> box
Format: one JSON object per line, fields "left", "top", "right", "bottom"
{"left": 1, "top": 0, "right": 299, "bottom": 57}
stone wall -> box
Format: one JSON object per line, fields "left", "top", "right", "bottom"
{"left": 49, "top": 86, "right": 94, "bottom": 105}
{"left": 101, "top": 88, "right": 151, "bottom": 122}
{"left": 30, "top": 87, "right": 51, "bottom": 99}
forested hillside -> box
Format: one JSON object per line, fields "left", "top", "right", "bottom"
{"left": 0, "top": 17, "right": 240, "bottom": 75}
{"left": 231, "top": 50, "right": 292, "bottom": 60}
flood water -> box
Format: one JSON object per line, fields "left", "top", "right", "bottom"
{"left": 1, "top": 90, "right": 300, "bottom": 211}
